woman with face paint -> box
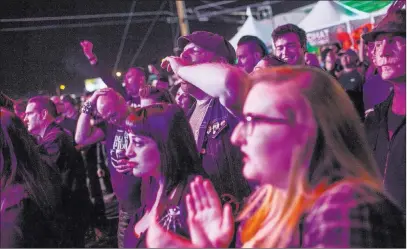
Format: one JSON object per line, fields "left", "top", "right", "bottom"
{"left": 145, "top": 65, "right": 405, "bottom": 248}
{"left": 122, "top": 103, "right": 207, "bottom": 248}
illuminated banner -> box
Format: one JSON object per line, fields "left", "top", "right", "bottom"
{"left": 307, "top": 29, "right": 330, "bottom": 46}
{"left": 307, "top": 23, "right": 349, "bottom": 47}
{"left": 84, "top": 78, "right": 107, "bottom": 92}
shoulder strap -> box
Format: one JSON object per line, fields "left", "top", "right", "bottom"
{"left": 167, "top": 180, "right": 187, "bottom": 208}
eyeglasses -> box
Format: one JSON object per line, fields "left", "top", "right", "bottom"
{"left": 240, "top": 113, "right": 292, "bottom": 136}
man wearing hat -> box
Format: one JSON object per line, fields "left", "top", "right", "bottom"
{"left": 364, "top": 8, "right": 406, "bottom": 212}
{"left": 161, "top": 31, "right": 252, "bottom": 214}
{"left": 337, "top": 49, "right": 365, "bottom": 119}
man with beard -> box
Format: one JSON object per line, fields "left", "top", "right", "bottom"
{"left": 161, "top": 31, "right": 252, "bottom": 214}
{"left": 236, "top": 35, "right": 268, "bottom": 73}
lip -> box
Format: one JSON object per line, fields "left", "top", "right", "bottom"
{"left": 127, "top": 162, "right": 138, "bottom": 168}
{"left": 241, "top": 150, "right": 249, "bottom": 163}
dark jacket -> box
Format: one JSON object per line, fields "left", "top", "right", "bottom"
{"left": 123, "top": 175, "right": 200, "bottom": 248}
{"left": 39, "top": 122, "right": 88, "bottom": 196}
{"left": 0, "top": 184, "right": 59, "bottom": 248}
{"left": 187, "top": 98, "right": 252, "bottom": 212}
{"left": 364, "top": 91, "right": 406, "bottom": 212}
{"left": 38, "top": 122, "right": 91, "bottom": 246}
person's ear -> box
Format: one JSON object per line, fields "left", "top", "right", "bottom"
{"left": 40, "top": 109, "right": 48, "bottom": 120}
{"left": 254, "top": 52, "right": 262, "bottom": 63}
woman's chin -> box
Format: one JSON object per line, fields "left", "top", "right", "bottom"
{"left": 132, "top": 169, "right": 142, "bottom": 177}
{"left": 243, "top": 164, "right": 257, "bottom": 182}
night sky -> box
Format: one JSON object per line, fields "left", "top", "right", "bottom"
{"left": 0, "top": 0, "right": 315, "bottom": 99}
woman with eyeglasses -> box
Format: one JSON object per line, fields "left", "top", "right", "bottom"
{"left": 145, "top": 64, "right": 405, "bottom": 248}
{"left": 122, "top": 103, "right": 207, "bottom": 248}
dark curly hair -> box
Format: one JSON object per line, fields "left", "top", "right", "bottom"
{"left": 272, "top": 24, "right": 307, "bottom": 49}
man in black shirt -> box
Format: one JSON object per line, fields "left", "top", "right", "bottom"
{"left": 363, "top": 8, "right": 406, "bottom": 212}
{"left": 338, "top": 49, "right": 364, "bottom": 92}
{"left": 75, "top": 88, "right": 142, "bottom": 247}
{"left": 25, "top": 96, "right": 91, "bottom": 247}
{"left": 337, "top": 49, "right": 365, "bottom": 119}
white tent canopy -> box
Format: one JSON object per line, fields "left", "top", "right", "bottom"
{"left": 229, "top": 1, "right": 395, "bottom": 49}
{"left": 229, "top": 8, "right": 274, "bottom": 49}
{"left": 229, "top": 7, "right": 309, "bottom": 49}
{"left": 298, "top": 1, "right": 368, "bottom": 32}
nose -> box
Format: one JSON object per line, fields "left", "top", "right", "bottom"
{"left": 280, "top": 46, "right": 288, "bottom": 56}
{"left": 125, "top": 142, "right": 135, "bottom": 158}
{"left": 23, "top": 115, "right": 28, "bottom": 123}
{"left": 230, "top": 122, "right": 245, "bottom": 146}
{"left": 237, "top": 59, "right": 245, "bottom": 68}
{"left": 378, "top": 40, "right": 392, "bottom": 57}
{"left": 180, "top": 51, "right": 191, "bottom": 63}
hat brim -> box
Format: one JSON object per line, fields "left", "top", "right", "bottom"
{"left": 177, "top": 35, "right": 193, "bottom": 51}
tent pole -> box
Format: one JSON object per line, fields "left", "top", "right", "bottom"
{"left": 176, "top": 0, "right": 190, "bottom": 36}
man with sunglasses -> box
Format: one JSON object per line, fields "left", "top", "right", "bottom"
{"left": 364, "top": 8, "right": 406, "bottom": 212}
{"left": 75, "top": 88, "right": 142, "bottom": 247}
{"left": 162, "top": 31, "right": 252, "bottom": 213}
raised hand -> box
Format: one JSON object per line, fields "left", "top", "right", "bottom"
{"left": 87, "top": 87, "right": 115, "bottom": 105}
{"left": 160, "top": 56, "right": 189, "bottom": 75}
{"left": 80, "top": 40, "right": 95, "bottom": 59}
{"left": 186, "top": 176, "right": 235, "bottom": 248}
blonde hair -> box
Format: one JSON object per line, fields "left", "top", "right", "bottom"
{"left": 238, "top": 66, "right": 383, "bottom": 248}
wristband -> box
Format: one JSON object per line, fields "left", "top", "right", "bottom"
{"left": 81, "top": 101, "right": 96, "bottom": 116}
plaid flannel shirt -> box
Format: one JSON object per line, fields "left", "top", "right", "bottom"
{"left": 296, "top": 182, "right": 405, "bottom": 248}
{"left": 237, "top": 182, "right": 405, "bottom": 248}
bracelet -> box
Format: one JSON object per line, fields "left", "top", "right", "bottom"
{"left": 81, "top": 101, "right": 96, "bottom": 116}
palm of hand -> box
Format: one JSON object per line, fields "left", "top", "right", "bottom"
{"left": 187, "top": 177, "right": 234, "bottom": 248}
{"left": 189, "top": 206, "right": 226, "bottom": 247}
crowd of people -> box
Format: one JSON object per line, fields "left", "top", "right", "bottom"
{"left": 0, "top": 2, "right": 405, "bottom": 248}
